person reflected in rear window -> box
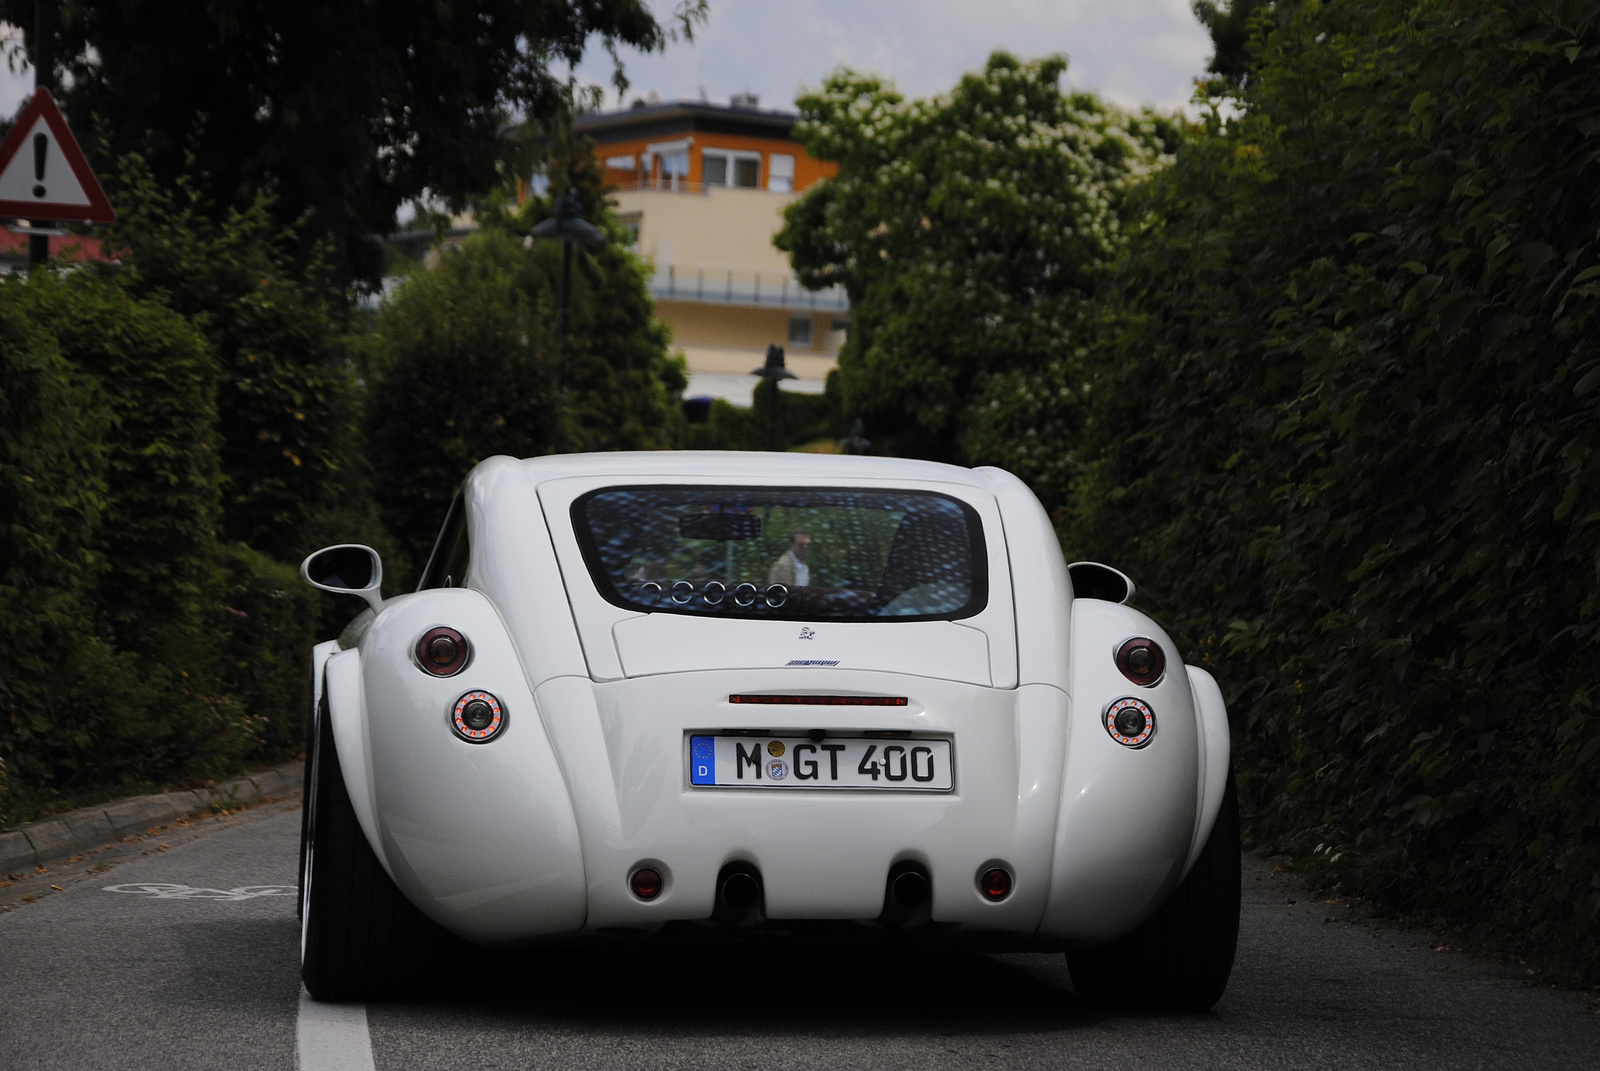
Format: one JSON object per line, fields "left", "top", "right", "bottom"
{"left": 572, "top": 487, "right": 987, "bottom": 622}
{"left": 768, "top": 531, "right": 814, "bottom": 588}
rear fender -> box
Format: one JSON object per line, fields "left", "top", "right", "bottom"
{"left": 322, "top": 646, "right": 387, "bottom": 872}
{"left": 352, "top": 588, "right": 588, "bottom": 942}
{"left": 1183, "top": 665, "right": 1231, "bottom": 878}
{"left": 1038, "top": 599, "right": 1202, "bottom": 942}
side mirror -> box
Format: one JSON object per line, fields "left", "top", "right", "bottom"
{"left": 1067, "top": 561, "right": 1136, "bottom": 604}
{"left": 301, "top": 544, "right": 385, "bottom": 614}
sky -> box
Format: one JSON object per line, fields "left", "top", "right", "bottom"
{"left": 3, "top": 1, "right": 1213, "bottom": 120}
{"left": 572, "top": 0, "right": 1215, "bottom": 114}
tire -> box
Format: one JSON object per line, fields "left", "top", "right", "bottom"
{"left": 300, "top": 685, "right": 464, "bottom": 1001}
{"left": 1066, "top": 770, "right": 1241, "bottom": 1013}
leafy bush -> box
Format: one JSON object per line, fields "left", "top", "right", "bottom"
{"left": 682, "top": 378, "right": 845, "bottom": 452}
{"left": 0, "top": 267, "right": 266, "bottom": 814}
{"left": 10, "top": 270, "right": 219, "bottom": 655}
{"left": 1066, "top": 0, "right": 1600, "bottom": 982}
{"left": 368, "top": 140, "right": 681, "bottom": 577}
{"left": 213, "top": 543, "right": 321, "bottom": 761}
{"left": 100, "top": 155, "right": 368, "bottom": 563}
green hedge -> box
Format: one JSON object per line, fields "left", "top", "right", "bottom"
{"left": 213, "top": 543, "right": 320, "bottom": 761}
{"left": 681, "top": 378, "right": 845, "bottom": 452}
{"left": 1060, "top": 0, "right": 1600, "bottom": 982}
{"left": 0, "top": 261, "right": 325, "bottom": 825}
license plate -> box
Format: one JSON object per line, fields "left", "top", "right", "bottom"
{"left": 688, "top": 735, "right": 953, "bottom": 791}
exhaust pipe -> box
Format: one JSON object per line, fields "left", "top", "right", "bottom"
{"left": 880, "top": 861, "right": 932, "bottom": 926}
{"left": 713, "top": 861, "right": 763, "bottom": 925}
{"left": 890, "top": 869, "right": 929, "bottom": 910}
{"left": 719, "top": 871, "right": 761, "bottom": 912}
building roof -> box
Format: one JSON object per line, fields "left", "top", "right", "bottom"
{"left": 0, "top": 230, "right": 112, "bottom": 271}
{"left": 574, "top": 100, "right": 800, "bottom": 146}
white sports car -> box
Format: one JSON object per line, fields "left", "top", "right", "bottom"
{"left": 298, "top": 452, "right": 1238, "bottom": 1007}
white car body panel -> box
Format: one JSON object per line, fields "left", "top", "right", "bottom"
{"left": 316, "top": 451, "right": 1231, "bottom": 949}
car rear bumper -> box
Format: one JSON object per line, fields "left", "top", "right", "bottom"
{"left": 346, "top": 596, "right": 1203, "bottom": 948}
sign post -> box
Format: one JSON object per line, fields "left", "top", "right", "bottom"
{"left": 1, "top": 2, "right": 114, "bottom": 267}
{"left": 0, "top": 89, "right": 116, "bottom": 225}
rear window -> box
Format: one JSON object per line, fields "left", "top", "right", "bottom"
{"left": 572, "top": 486, "right": 988, "bottom": 621}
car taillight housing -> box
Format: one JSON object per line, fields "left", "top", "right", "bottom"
{"left": 451, "top": 690, "right": 506, "bottom": 743}
{"left": 1115, "top": 637, "right": 1166, "bottom": 687}
{"left": 416, "top": 626, "right": 470, "bottom": 676}
{"left": 979, "top": 867, "right": 1013, "bottom": 902}
{"left": 1105, "top": 696, "right": 1156, "bottom": 748}
{"left": 630, "top": 867, "right": 664, "bottom": 901}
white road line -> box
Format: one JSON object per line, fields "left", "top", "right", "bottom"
{"left": 297, "top": 986, "right": 376, "bottom": 1071}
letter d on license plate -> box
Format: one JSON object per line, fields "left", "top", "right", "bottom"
{"left": 688, "top": 735, "right": 952, "bottom": 791}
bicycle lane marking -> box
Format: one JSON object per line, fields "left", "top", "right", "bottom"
{"left": 298, "top": 986, "right": 376, "bottom": 1071}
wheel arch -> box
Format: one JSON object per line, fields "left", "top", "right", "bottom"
{"left": 321, "top": 645, "right": 392, "bottom": 874}
{"left": 1182, "top": 665, "right": 1231, "bottom": 881}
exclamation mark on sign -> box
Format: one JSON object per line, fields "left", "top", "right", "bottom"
{"left": 32, "top": 132, "right": 47, "bottom": 198}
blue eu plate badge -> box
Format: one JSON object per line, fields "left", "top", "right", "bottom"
{"left": 690, "top": 735, "right": 716, "bottom": 785}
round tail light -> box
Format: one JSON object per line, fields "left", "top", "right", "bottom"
{"left": 629, "top": 867, "right": 664, "bottom": 901}
{"left": 451, "top": 690, "right": 506, "bottom": 743}
{"left": 979, "top": 867, "right": 1013, "bottom": 902}
{"left": 1115, "top": 637, "right": 1166, "bottom": 686}
{"left": 1105, "top": 696, "right": 1155, "bottom": 748}
{"left": 417, "top": 626, "right": 470, "bottom": 676}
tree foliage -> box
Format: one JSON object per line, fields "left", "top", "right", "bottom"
{"left": 367, "top": 139, "right": 682, "bottom": 577}
{"left": 97, "top": 155, "right": 368, "bottom": 563}
{"left": 1192, "top": 0, "right": 1276, "bottom": 86}
{"left": 1068, "top": 0, "right": 1600, "bottom": 982}
{"left": 0, "top": 270, "right": 265, "bottom": 817}
{"left": 777, "top": 54, "right": 1176, "bottom": 469}
{"left": 5, "top": 0, "right": 705, "bottom": 284}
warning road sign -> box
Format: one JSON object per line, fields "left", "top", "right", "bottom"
{"left": 0, "top": 88, "right": 114, "bottom": 223}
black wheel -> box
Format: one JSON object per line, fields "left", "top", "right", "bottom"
{"left": 300, "top": 681, "right": 464, "bottom": 1001}
{"left": 1067, "top": 770, "right": 1241, "bottom": 1012}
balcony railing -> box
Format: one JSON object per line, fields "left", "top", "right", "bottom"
{"left": 612, "top": 177, "right": 708, "bottom": 194}
{"left": 611, "top": 178, "right": 796, "bottom": 195}
{"left": 650, "top": 262, "right": 849, "bottom": 312}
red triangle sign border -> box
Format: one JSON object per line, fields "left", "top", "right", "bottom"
{"left": 0, "top": 87, "right": 116, "bottom": 224}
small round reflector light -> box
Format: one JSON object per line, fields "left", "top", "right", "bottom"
{"left": 450, "top": 690, "right": 506, "bottom": 743}
{"left": 416, "top": 626, "right": 470, "bottom": 677}
{"left": 979, "top": 867, "right": 1013, "bottom": 902}
{"left": 1115, "top": 637, "right": 1166, "bottom": 687}
{"left": 630, "top": 867, "right": 664, "bottom": 901}
{"left": 1105, "top": 696, "right": 1156, "bottom": 748}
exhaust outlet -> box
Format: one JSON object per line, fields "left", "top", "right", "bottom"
{"left": 719, "top": 871, "right": 761, "bottom": 912}
{"left": 880, "top": 861, "right": 932, "bottom": 926}
{"left": 890, "top": 869, "right": 929, "bottom": 910}
{"left": 712, "top": 861, "right": 764, "bottom": 926}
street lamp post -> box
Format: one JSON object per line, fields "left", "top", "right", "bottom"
{"left": 527, "top": 189, "right": 604, "bottom": 452}
{"left": 750, "top": 343, "right": 797, "bottom": 451}
{"left": 840, "top": 417, "right": 872, "bottom": 455}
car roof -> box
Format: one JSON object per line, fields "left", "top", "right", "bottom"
{"left": 511, "top": 451, "right": 999, "bottom": 490}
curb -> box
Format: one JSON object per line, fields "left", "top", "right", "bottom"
{"left": 0, "top": 761, "right": 302, "bottom": 878}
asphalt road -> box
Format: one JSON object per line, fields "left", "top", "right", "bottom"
{"left": 1, "top": 799, "right": 1597, "bottom": 1070}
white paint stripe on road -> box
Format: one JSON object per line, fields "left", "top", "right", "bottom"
{"left": 297, "top": 986, "right": 375, "bottom": 1071}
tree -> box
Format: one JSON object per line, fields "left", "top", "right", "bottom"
{"left": 95, "top": 155, "right": 369, "bottom": 563}
{"left": 1192, "top": 0, "right": 1277, "bottom": 87}
{"left": 367, "top": 137, "right": 682, "bottom": 576}
{"left": 5, "top": 0, "right": 706, "bottom": 285}
{"left": 776, "top": 54, "right": 1176, "bottom": 468}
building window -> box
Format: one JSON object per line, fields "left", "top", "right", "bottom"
{"left": 703, "top": 149, "right": 761, "bottom": 189}
{"left": 768, "top": 154, "right": 795, "bottom": 193}
{"left": 604, "top": 154, "right": 636, "bottom": 171}
{"left": 788, "top": 315, "right": 814, "bottom": 347}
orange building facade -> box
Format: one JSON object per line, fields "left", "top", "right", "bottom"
{"left": 575, "top": 101, "right": 846, "bottom": 405}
